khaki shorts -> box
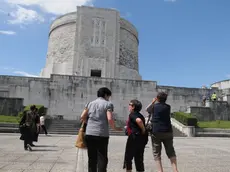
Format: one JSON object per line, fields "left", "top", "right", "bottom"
{"left": 151, "top": 132, "right": 176, "bottom": 160}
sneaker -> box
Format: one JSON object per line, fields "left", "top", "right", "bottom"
{"left": 24, "top": 147, "right": 28, "bottom": 151}
{"left": 27, "top": 144, "right": 32, "bottom": 151}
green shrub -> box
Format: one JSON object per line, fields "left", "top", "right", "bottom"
{"left": 23, "top": 105, "right": 45, "bottom": 115}
{"left": 172, "top": 112, "right": 198, "bottom": 126}
{"left": 18, "top": 112, "right": 24, "bottom": 119}
{"left": 18, "top": 105, "right": 46, "bottom": 121}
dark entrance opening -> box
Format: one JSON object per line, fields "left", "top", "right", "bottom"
{"left": 90, "top": 70, "right": 101, "bottom": 77}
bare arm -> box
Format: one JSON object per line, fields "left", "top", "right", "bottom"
{"left": 80, "top": 108, "right": 88, "bottom": 123}
{"left": 145, "top": 98, "right": 157, "bottom": 115}
{"left": 136, "top": 118, "right": 145, "bottom": 134}
{"left": 107, "top": 111, "right": 122, "bottom": 131}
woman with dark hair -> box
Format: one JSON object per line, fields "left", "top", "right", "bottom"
{"left": 146, "top": 92, "right": 179, "bottom": 172}
{"left": 80, "top": 87, "right": 122, "bottom": 172}
{"left": 20, "top": 105, "right": 36, "bottom": 151}
{"left": 123, "top": 99, "right": 148, "bottom": 172}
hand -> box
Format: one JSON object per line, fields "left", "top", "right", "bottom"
{"left": 141, "top": 129, "right": 146, "bottom": 135}
{"left": 152, "top": 97, "right": 157, "bottom": 103}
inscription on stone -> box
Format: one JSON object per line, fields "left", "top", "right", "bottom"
{"left": 91, "top": 18, "right": 106, "bottom": 47}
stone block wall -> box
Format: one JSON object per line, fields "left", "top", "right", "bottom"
{"left": 188, "top": 101, "right": 230, "bottom": 121}
{"left": 48, "top": 75, "right": 157, "bottom": 120}
{"left": 187, "top": 107, "right": 214, "bottom": 121}
{"left": 157, "top": 85, "right": 218, "bottom": 112}
{"left": 0, "top": 75, "right": 222, "bottom": 121}
{"left": 0, "top": 97, "right": 24, "bottom": 116}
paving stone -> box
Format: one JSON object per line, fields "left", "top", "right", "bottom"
{"left": 0, "top": 134, "right": 230, "bottom": 172}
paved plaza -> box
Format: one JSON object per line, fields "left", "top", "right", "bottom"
{"left": 0, "top": 134, "right": 230, "bottom": 172}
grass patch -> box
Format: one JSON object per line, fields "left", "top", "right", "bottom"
{"left": 198, "top": 121, "right": 230, "bottom": 129}
{"left": 0, "top": 115, "right": 20, "bottom": 124}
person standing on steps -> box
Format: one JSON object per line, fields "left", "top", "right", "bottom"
{"left": 211, "top": 92, "right": 217, "bottom": 101}
{"left": 146, "top": 92, "right": 179, "bottom": 172}
{"left": 80, "top": 87, "right": 122, "bottom": 172}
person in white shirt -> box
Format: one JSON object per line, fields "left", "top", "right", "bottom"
{"left": 40, "top": 114, "right": 48, "bottom": 135}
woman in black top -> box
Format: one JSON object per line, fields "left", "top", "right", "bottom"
{"left": 146, "top": 92, "right": 179, "bottom": 172}
{"left": 123, "top": 99, "right": 148, "bottom": 172}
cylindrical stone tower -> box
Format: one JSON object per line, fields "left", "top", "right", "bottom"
{"left": 40, "top": 6, "right": 141, "bottom": 80}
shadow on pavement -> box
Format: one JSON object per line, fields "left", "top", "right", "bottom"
{"left": 31, "top": 149, "right": 58, "bottom": 152}
{"left": 34, "top": 145, "right": 57, "bottom": 147}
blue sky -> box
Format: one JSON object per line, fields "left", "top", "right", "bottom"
{"left": 0, "top": 0, "right": 230, "bottom": 88}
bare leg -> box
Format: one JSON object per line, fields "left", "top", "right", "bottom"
{"left": 170, "top": 156, "right": 178, "bottom": 172}
{"left": 155, "top": 159, "right": 163, "bottom": 172}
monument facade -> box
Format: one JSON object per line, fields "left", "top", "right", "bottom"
{"left": 40, "top": 6, "right": 141, "bottom": 80}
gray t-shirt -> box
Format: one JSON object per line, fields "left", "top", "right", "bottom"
{"left": 85, "top": 97, "right": 114, "bottom": 137}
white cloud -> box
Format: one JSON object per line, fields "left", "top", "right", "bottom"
{"left": 0, "top": 30, "right": 16, "bottom": 35}
{"left": 8, "top": 5, "right": 44, "bottom": 25}
{"left": 5, "top": 0, "right": 93, "bottom": 15}
{"left": 13, "top": 71, "right": 39, "bottom": 77}
{"left": 1, "top": 67, "right": 39, "bottom": 77}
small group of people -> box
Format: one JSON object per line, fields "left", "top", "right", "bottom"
{"left": 19, "top": 105, "right": 48, "bottom": 151}
{"left": 80, "top": 87, "right": 179, "bottom": 172}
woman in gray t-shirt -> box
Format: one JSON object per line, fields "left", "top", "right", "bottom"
{"left": 80, "top": 87, "right": 122, "bottom": 172}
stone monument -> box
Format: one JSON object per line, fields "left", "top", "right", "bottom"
{"left": 40, "top": 6, "right": 141, "bottom": 80}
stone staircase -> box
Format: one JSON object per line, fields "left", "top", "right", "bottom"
{"left": 48, "top": 119, "right": 126, "bottom": 136}
{"left": 0, "top": 123, "right": 19, "bottom": 133}
{"left": 172, "top": 125, "right": 186, "bottom": 137}
{"left": 0, "top": 119, "right": 186, "bottom": 137}
{"left": 47, "top": 120, "right": 80, "bottom": 135}
{"left": 48, "top": 119, "right": 186, "bottom": 137}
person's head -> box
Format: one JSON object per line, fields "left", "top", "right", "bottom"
{"left": 35, "top": 108, "right": 38, "bottom": 113}
{"left": 157, "top": 92, "right": 168, "bottom": 103}
{"left": 30, "top": 105, "right": 36, "bottom": 112}
{"left": 97, "top": 87, "right": 112, "bottom": 101}
{"left": 128, "top": 99, "right": 142, "bottom": 113}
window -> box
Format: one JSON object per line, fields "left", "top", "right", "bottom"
{"left": 90, "top": 70, "right": 101, "bottom": 77}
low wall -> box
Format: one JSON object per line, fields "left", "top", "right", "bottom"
{"left": 0, "top": 97, "right": 24, "bottom": 116}
{"left": 188, "top": 101, "right": 230, "bottom": 121}
{"left": 209, "top": 101, "right": 230, "bottom": 120}
{"left": 171, "top": 118, "right": 195, "bottom": 137}
{"left": 187, "top": 107, "right": 213, "bottom": 121}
